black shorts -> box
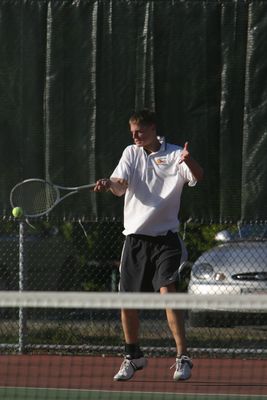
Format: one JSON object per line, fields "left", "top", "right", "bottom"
{"left": 119, "top": 231, "right": 185, "bottom": 292}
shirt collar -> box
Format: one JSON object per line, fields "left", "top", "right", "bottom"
{"left": 141, "top": 136, "right": 166, "bottom": 155}
{"left": 157, "top": 136, "right": 166, "bottom": 152}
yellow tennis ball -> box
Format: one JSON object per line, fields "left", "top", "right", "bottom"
{"left": 12, "top": 207, "right": 23, "bottom": 218}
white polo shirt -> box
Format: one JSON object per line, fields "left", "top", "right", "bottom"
{"left": 110, "top": 138, "right": 197, "bottom": 236}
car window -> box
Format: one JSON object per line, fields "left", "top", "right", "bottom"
{"left": 233, "top": 224, "right": 267, "bottom": 240}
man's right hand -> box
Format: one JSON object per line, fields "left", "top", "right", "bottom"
{"left": 94, "top": 179, "right": 111, "bottom": 192}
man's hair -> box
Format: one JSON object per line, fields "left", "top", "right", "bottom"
{"left": 129, "top": 109, "right": 156, "bottom": 126}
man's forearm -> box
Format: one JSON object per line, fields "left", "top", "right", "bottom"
{"left": 109, "top": 179, "right": 128, "bottom": 197}
{"left": 185, "top": 158, "right": 204, "bottom": 182}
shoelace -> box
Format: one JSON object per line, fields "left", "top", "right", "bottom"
{"left": 170, "top": 356, "right": 191, "bottom": 370}
{"left": 119, "top": 358, "right": 131, "bottom": 374}
{"left": 170, "top": 359, "right": 181, "bottom": 370}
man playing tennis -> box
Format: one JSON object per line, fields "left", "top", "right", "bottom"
{"left": 94, "top": 109, "right": 203, "bottom": 381}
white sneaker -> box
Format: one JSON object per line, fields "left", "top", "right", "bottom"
{"left": 171, "top": 355, "right": 193, "bottom": 381}
{"left": 113, "top": 356, "right": 147, "bottom": 381}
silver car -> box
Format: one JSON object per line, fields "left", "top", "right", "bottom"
{"left": 187, "top": 224, "right": 267, "bottom": 326}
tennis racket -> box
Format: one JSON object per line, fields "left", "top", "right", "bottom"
{"left": 10, "top": 178, "right": 96, "bottom": 218}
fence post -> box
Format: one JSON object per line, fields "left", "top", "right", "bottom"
{"left": 18, "top": 221, "right": 27, "bottom": 353}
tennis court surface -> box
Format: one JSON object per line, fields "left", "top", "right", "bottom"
{"left": 0, "top": 354, "right": 267, "bottom": 399}
{"left": 0, "top": 291, "right": 266, "bottom": 400}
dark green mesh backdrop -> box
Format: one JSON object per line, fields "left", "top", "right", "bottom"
{"left": 0, "top": 0, "right": 267, "bottom": 221}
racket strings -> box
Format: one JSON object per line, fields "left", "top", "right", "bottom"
{"left": 11, "top": 181, "right": 58, "bottom": 216}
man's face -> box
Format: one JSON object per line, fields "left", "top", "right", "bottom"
{"left": 129, "top": 122, "right": 156, "bottom": 148}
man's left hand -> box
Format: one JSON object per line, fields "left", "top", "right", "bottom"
{"left": 179, "top": 142, "right": 190, "bottom": 164}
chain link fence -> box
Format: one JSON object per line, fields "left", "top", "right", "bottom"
{"left": 0, "top": 218, "right": 266, "bottom": 357}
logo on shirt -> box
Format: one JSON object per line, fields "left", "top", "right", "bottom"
{"left": 155, "top": 157, "right": 167, "bottom": 165}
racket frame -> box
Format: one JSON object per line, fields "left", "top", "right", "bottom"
{"left": 10, "top": 178, "right": 96, "bottom": 218}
